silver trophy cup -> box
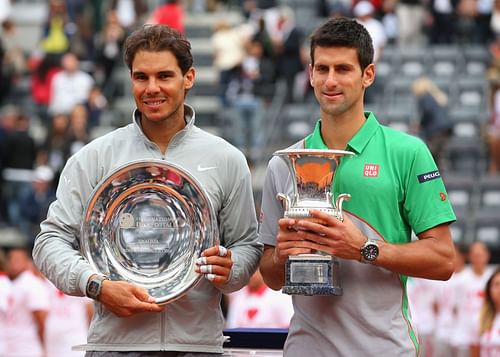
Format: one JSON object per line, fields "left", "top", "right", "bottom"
{"left": 274, "top": 149, "right": 355, "bottom": 296}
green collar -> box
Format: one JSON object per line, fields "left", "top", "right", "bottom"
{"left": 304, "top": 112, "right": 380, "bottom": 154}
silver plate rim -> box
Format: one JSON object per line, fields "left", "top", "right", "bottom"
{"left": 80, "top": 159, "right": 218, "bottom": 305}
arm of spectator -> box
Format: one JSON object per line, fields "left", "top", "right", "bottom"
{"left": 32, "top": 309, "right": 48, "bottom": 354}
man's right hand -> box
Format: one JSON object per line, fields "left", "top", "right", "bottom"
{"left": 260, "top": 218, "right": 316, "bottom": 291}
{"left": 98, "top": 280, "right": 165, "bottom": 317}
{"left": 275, "top": 217, "right": 314, "bottom": 264}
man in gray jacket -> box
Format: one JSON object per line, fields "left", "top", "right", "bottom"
{"left": 32, "top": 24, "right": 262, "bottom": 355}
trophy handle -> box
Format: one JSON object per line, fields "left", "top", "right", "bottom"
{"left": 277, "top": 193, "right": 291, "bottom": 211}
{"left": 335, "top": 193, "right": 351, "bottom": 222}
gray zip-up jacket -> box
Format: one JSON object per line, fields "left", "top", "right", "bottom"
{"left": 32, "top": 105, "right": 263, "bottom": 352}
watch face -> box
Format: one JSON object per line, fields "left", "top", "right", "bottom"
{"left": 88, "top": 281, "right": 100, "bottom": 296}
{"left": 363, "top": 243, "right": 379, "bottom": 261}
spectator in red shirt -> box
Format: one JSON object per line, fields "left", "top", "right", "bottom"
{"left": 146, "top": 0, "right": 184, "bottom": 34}
{"left": 30, "top": 54, "right": 61, "bottom": 124}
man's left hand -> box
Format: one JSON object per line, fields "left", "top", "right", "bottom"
{"left": 195, "top": 245, "right": 233, "bottom": 286}
{"left": 294, "top": 209, "right": 367, "bottom": 261}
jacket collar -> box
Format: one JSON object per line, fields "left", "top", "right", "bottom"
{"left": 132, "top": 104, "right": 196, "bottom": 146}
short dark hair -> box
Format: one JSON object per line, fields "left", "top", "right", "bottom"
{"left": 309, "top": 17, "right": 374, "bottom": 71}
{"left": 123, "top": 24, "right": 193, "bottom": 75}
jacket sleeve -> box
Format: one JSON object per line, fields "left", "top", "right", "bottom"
{"left": 216, "top": 155, "right": 263, "bottom": 294}
{"left": 32, "top": 154, "right": 98, "bottom": 297}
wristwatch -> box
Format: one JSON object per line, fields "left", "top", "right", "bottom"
{"left": 86, "top": 274, "right": 109, "bottom": 300}
{"left": 360, "top": 240, "right": 379, "bottom": 263}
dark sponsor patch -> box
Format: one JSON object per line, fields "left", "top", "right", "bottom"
{"left": 417, "top": 170, "right": 441, "bottom": 183}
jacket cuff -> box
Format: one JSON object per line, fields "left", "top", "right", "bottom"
{"left": 79, "top": 270, "right": 96, "bottom": 297}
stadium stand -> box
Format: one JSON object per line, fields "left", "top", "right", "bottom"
{"left": 0, "top": 0, "right": 497, "bottom": 265}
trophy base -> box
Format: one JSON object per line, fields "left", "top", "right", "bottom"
{"left": 282, "top": 254, "right": 342, "bottom": 296}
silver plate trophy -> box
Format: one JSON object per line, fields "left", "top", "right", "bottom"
{"left": 81, "top": 160, "right": 218, "bottom": 305}
{"left": 274, "top": 149, "right": 355, "bottom": 296}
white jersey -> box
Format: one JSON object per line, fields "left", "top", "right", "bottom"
{"left": 434, "top": 269, "right": 467, "bottom": 344}
{"left": 481, "top": 314, "right": 500, "bottom": 357}
{"left": 48, "top": 69, "right": 94, "bottom": 115}
{"left": 452, "top": 266, "right": 494, "bottom": 347}
{"left": 45, "top": 280, "right": 91, "bottom": 357}
{"left": 407, "top": 277, "right": 439, "bottom": 336}
{"left": 4, "top": 270, "right": 50, "bottom": 357}
{"left": 225, "top": 285, "right": 294, "bottom": 329}
{"left": 0, "top": 273, "right": 12, "bottom": 355}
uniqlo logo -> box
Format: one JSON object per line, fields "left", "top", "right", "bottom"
{"left": 363, "top": 164, "right": 379, "bottom": 177}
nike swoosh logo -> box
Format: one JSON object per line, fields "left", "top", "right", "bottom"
{"left": 197, "top": 165, "right": 217, "bottom": 172}
{"left": 62, "top": 175, "right": 71, "bottom": 185}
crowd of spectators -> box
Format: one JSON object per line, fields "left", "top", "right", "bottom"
{"left": 0, "top": 0, "right": 498, "bottom": 233}
{"left": 408, "top": 241, "right": 495, "bottom": 357}
{"left": 0, "top": 0, "right": 500, "bottom": 355}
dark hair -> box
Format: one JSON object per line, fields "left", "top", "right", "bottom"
{"left": 309, "top": 17, "right": 373, "bottom": 71}
{"left": 479, "top": 266, "right": 500, "bottom": 334}
{"left": 485, "top": 267, "right": 500, "bottom": 305}
{"left": 36, "top": 53, "right": 61, "bottom": 81}
{"left": 123, "top": 24, "right": 193, "bottom": 75}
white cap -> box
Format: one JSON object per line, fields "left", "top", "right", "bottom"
{"left": 34, "top": 165, "right": 54, "bottom": 182}
{"left": 353, "top": 1, "right": 375, "bottom": 17}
